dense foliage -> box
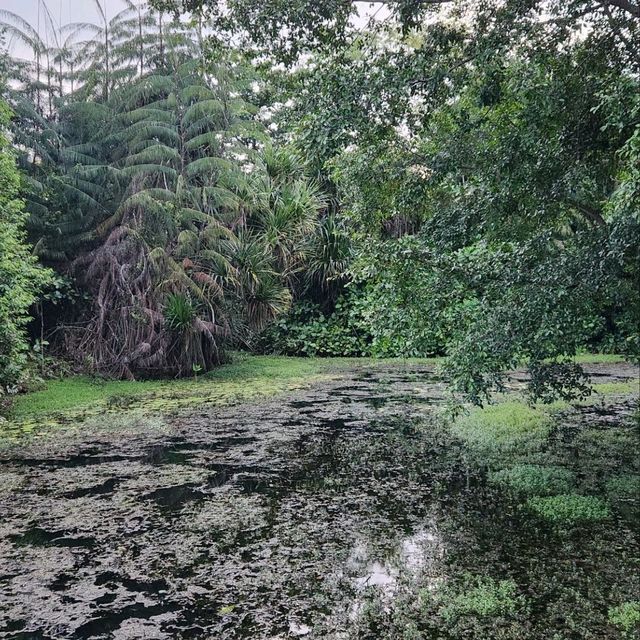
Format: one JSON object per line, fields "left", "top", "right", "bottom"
{"left": 1, "top": 5, "right": 337, "bottom": 380}
{"left": 183, "top": 0, "right": 639, "bottom": 401}
{"left": 1, "top": 0, "right": 638, "bottom": 401}
{"left": 0, "top": 100, "right": 51, "bottom": 393}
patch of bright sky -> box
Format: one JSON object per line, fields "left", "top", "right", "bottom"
{"left": 2, "top": 0, "right": 391, "bottom": 60}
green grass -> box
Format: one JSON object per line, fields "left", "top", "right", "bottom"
{"left": 10, "top": 354, "right": 441, "bottom": 419}
{"left": 9, "top": 355, "right": 338, "bottom": 420}
{"left": 3, "top": 354, "right": 440, "bottom": 440}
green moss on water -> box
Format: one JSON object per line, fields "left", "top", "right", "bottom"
{"left": 591, "top": 381, "right": 639, "bottom": 397}
{"left": 10, "top": 355, "right": 334, "bottom": 419}
{"left": 526, "top": 494, "right": 609, "bottom": 524}
{"left": 2, "top": 354, "right": 442, "bottom": 441}
{"left": 570, "top": 353, "right": 628, "bottom": 364}
{"left": 489, "top": 464, "right": 574, "bottom": 496}
{"left": 435, "top": 576, "right": 524, "bottom": 623}
{"left": 2, "top": 356, "right": 347, "bottom": 441}
{"left": 452, "top": 402, "right": 553, "bottom": 459}
{"left": 608, "top": 601, "right": 640, "bottom": 634}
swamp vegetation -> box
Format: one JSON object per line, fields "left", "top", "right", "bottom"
{"left": 0, "top": 0, "right": 639, "bottom": 637}
{"left": 0, "top": 357, "right": 638, "bottom": 638}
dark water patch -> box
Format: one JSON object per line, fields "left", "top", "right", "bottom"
{"left": 0, "top": 619, "right": 27, "bottom": 633}
{"left": 63, "top": 477, "right": 120, "bottom": 499}
{"left": 94, "top": 592, "right": 118, "bottom": 605}
{"left": 144, "top": 483, "right": 205, "bottom": 511}
{"left": 3, "top": 453, "right": 133, "bottom": 470}
{"left": 8, "top": 526, "right": 96, "bottom": 549}
{"left": 74, "top": 601, "right": 177, "bottom": 638}
{"left": 50, "top": 573, "right": 76, "bottom": 591}
{"left": 95, "top": 571, "right": 169, "bottom": 594}
{"left": 143, "top": 445, "right": 192, "bottom": 465}
{"left": 288, "top": 399, "right": 321, "bottom": 409}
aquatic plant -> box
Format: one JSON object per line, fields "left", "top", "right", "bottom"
{"left": 451, "top": 402, "right": 552, "bottom": 460}
{"left": 605, "top": 474, "right": 640, "bottom": 499}
{"left": 436, "top": 576, "right": 524, "bottom": 623}
{"left": 488, "top": 464, "right": 574, "bottom": 496}
{"left": 608, "top": 601, "right": 640, "bottom": 635}
{"left": 526, "top": 494, "right": 610, "bottom": 524}
{"left": 591, "top": 381, "right": 639, "bottom": 397}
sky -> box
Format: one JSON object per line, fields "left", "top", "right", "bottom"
{"left": 2, "top": 0, "right": 113, "bottom": 33}
{"left": 2, "top": 0, "right": 390, "bottom": 60}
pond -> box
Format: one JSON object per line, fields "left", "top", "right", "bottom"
{"left": 0, "top": 363, "right": 638, "bottom": 639}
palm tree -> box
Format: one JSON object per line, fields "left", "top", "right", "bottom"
{"left": 0, "top": 8, "right": 47, "bottom": 113}
{"left": 1, "top": 4, "right": 335, "bottom": 376}
{"left": 71, "top": 55, "right": 281, "bottom": 376}
{"left": 247, "top": 146, "right": 327, "bottom": 289}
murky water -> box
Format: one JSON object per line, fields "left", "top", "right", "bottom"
{"left": 0, "top": 364, "right": 638, "bottom": 639}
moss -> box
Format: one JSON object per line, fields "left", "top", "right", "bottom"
{"left": 570, "top": 353, "right": 628, "bottom": 364}
{"left": 526, "top": 494, "right": 609, "bottom": 524}
{"left": 573, "top": 427, "right": 638, "bottom": 471}
{"left": 489, "top": 464, "right": 574, "bottom": 496}
{"left": 436, "top": 577, "right": 524, "bottom": 623}
{"left": 10, "top": 356, "right": 332, "bottom": 419}
{"left": 451, "top": 402, "right": 553, "bottom": 459}
{"left": 608, "top": 601, "right": 640, "bottom": 634}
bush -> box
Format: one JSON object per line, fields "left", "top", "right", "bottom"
{"left": 526, "top": 494, "right": 609, "bottom": 524}
{"left": 259, "top": 293, "right": 372, "bottom": 357}
{"left": 355, "top": 236, "right": 452, "bottom": 358}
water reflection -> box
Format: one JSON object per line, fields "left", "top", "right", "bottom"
{"left": 346, "top": 517, "right": 445, "bottom": 623}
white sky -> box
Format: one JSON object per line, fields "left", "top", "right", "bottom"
{"left": 1, "top": 0, "right": 391, "bottom": 59}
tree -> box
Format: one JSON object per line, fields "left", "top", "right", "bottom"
{"left": 331, "top": 44, "right": 640, "bottom": 402}
{"left": 153, "top": 0, "right": 640, "bottom": 400}
{"left": 0, "top": 100, "right": 51, "bottom": 392}
{"left": 151, "top": 0, "right": 640, "bottom": 69}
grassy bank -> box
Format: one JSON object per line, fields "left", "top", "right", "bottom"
{"left": 1, "top": 354, "right": 438, "bottom": 441}
{"left": 2, "top": 353, "right": 633, "bottom": 442}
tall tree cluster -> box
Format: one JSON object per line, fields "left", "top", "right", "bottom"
{"left": 155, "top": 0, "right": 639, "bottom": 401}
{"left": 0, "top": 2, "right": 338, "bottom": 382}
{"left": 0, "top": 0, "right": 638, "bottom": 402}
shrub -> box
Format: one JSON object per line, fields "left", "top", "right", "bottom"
{"left": 489, "top": 464, "right": 574, "bottom": 496}
{"left": 526, "top": 494, "right": 609, "bottom": 524}
{"left": 0, "top": 101, "right": 51, "bottom": 394}
{"left": 260, "top": 294, "right": 372, "bottom": 357}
